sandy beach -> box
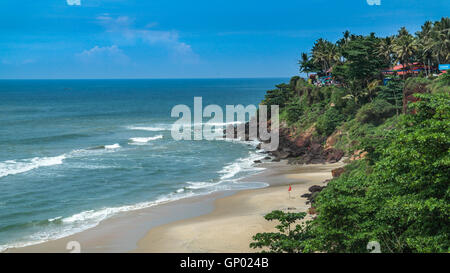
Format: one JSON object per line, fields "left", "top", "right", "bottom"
{"left": 134, "top": 161, "right": 343, "bottom": 253}
{"left": 5, "top": 160, "right": 344, "bottom": 253}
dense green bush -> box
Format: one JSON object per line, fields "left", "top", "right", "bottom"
{"left": 250, "top": 210, "right": 310, "bottom": 253}
{"left": 330, "top": 87, "right": 348, "bottom": 109}
{"left": 355, "top": 99, "right": 396, "bottom": 125}
{"left": 316, "top": 107, "right": 346, "bottom": 136}
{"left": 378, "top": 78, "right": 404, "bottom": 114}
{"left": 429, "top": 73, "right": 450, "bottom": 93}
{"left": 404, "top": 77, "right": 432, "bottom": 91}
{"left": 310, "top": 93, "right": 449, "bottom": 253}
{"left": 262, "top": 83, "right": 294, "bottom": 108}
{"left": 253, "top": 93, "right": 450, "bottom": 253}
{"left": 283, "top": 98, "right": 304, "bottom": 125}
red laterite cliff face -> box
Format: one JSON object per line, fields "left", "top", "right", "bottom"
{"left": 266, "top": 124, "right": 344, "bottom": 164}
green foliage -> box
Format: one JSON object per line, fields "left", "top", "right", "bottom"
{"left": 330, "top": 87, "right": 347, "bottom": 109}
{"left": 404, "top": 76, "right": 432, "bottom": 91}
{"left": 306, "top": 161, "right": 374, "bottom": 252}
{"left": 333, "top": 35, "right": 385, "bottom": 91}
{"left": 257, "top": 18, "right": 449, "bottom": 253}
{"left": 305, "top": 93, "right": 450, "bottom": 253}
{"left": 299, "top": 53, "right": 320, "bottom": 75}
{"left": 316, "top": 107, "right": 346, "bottom": 136}
{"left": 355, "top": 99, "right": 396, "bottom": 125}
{"left": 254, "top": 92, "right": 449, "bottom": 253}
{"left": 358, "top": 116, "right": 399, "bottom": 164}
{"left": 429, "top": 73, "right": 450, "bottom": 93}
{"left": 311, "top": 38, "right": 340, "bottom": 73}
{"left": 289, "top": 76, "right": 301, "bottom": 89}
{"left": 378, "top": 78, "right": 404, "bottom": 114}
{"left": 250, "top": 210, "right": 311, "bottom": 253}
{"left": 262, "top": 83, "right": 294, "bottom": 108}
{"left": 392, "top": 27, "right": 418, "bottom": 76}
{"left": 283, "top": 98, "right": 304, "bottom": 125}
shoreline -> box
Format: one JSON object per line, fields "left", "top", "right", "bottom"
{"left": 135, "top": 161, "right": 343, "bottom": 253}
{"left": 5, "top": 160, "right": 344, "bottom": 253}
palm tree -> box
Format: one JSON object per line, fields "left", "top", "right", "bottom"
{"left": 416, "top": 21, "right": 434, "bottom": 76}
{"left": 311, "top": 39, "right": 340, "bottom": 74}
{"left": 392, "top": 27, "right": 418, "bottom": 78}
{"left": 366, "top": 79, "right": 381, "bottom": 102}
{"left": 398, "top": 27, "right": 409, "bottom": 37}
{"left": 426, "top": 17, "right": 450, "bottom": 67}
{"left": 378, "top": 36, "right": 394, "bottom": 67}
{"left": 338, "top": 30, "right": 351, "bottom": 63}
{"left": 325, "top": 43, "right": 341, "bottom": 68}
{"left": 311, "top": 39, "right": 329, "bottom": 73}
{"left": 299, "top": 52, "right": 312, "bottom": 77}
{"left": 343, "top": 30, "right": 351, "bottom": 42}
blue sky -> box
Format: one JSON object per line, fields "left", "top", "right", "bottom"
{"left": 0, "top": 0, "right": 448, "bottom": 79}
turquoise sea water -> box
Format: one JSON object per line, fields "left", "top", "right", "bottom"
{"left": 0, "top": 78, "right": 285, "bottom": 251}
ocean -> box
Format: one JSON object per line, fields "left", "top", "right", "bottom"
{"left": 0, "top": 78, "right": 285, "bottom": 251}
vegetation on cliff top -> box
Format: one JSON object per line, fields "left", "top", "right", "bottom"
{"left": 252, "top": 18, "right": 450, "bottom": 253}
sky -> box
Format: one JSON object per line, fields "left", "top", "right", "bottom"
{"left": 0, "top": 0, "right": 448, "bottom": 79}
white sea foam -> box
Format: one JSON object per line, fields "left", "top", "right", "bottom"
{"left": 171, "top": 121, "right": 244, "bottom": 131}
{"left": 0, "top": 132, "right": 268, "bottom": 252}
{"left": 48, "top": 216, "right": 62, "bottom": 222}
{"left": 0, "top": 154, "right": 268, "bottom": 252}
{"left": 0, "top": 155, "right": 66, "bottom": 178}
{"left": 127, "top": 126, "right": 168, "bottom": 132}
{"left": 186, "top": 181, "right": 223, "bottom": 190}
{"left": 104, "top": 143, "right": 120, "bottom": 149}
{"left": 219, "top": 137, "right": 261, "bottom": 147}
{"left": 0, "top": 190, "right": 199, "bottom": 252}
{"left": 129, "top": 135, "right": 163, "bottom": 144}
{"left": 175, "top": 121, "right": 244, "bottom": 128}
{"left": 186, "top": 151, "right": 267, "bottom": 191}
{"left": 185, "top": 180, "right": 268, "bottom": 192}
{"left": 0, "top": 142, "right": 125, "bottom": 179}
{"left": 218, "top": 152, "right": 265, "bottom": 180}
{"left": 198, "top": 121, "right": 243, "bottom": 127}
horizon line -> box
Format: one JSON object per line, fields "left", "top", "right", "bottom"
{"left": 0, "top": 76, "right": 292, "bottom": 81}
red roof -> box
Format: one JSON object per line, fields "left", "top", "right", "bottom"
{"left": 383, "top": 63, "right": 433, "bottom": 76}
{"left": 392, "top": 62, "right": 421, "bottom": 70}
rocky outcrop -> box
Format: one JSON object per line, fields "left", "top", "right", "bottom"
{"left": 322, "top": 148, "right": 345, "bottom": 163}
{"left": 270, "top": 125, "right": 344, "bottom": 164}
{"left": 331, "top": 167, "right": 346, "bottom": 178}
{"left": 349, "top": 150, "right": 368, "bottom": 161}
{"left": 324, "top": 130, "right": 343, "bottom": 150}
{"left": 301, "top": 184, "right": 327, "bottom": 206}
{"left": 224, "top": 120, "right": 345, "bottom": 164}
{"left": 309, "top": 185, "right": 326, "bottom": 193}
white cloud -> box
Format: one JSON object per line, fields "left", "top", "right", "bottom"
{"left": 67, "top": 0, "right": 81, "bottom": 6}
{"left": 76, "top": 45, "right": 129, "bottom": 64}
{"left": 78, "top": 45, "right": 120, "bottom": 57}
{"left": 96, "top": 15, "right": 198, "bottom": 63}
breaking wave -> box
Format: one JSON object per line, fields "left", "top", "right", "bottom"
{"left": 0, "top": 155, "right": 66, "bottom": 178}
{"left": 129, "top": 135, "right": 163, "bottom": 144}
